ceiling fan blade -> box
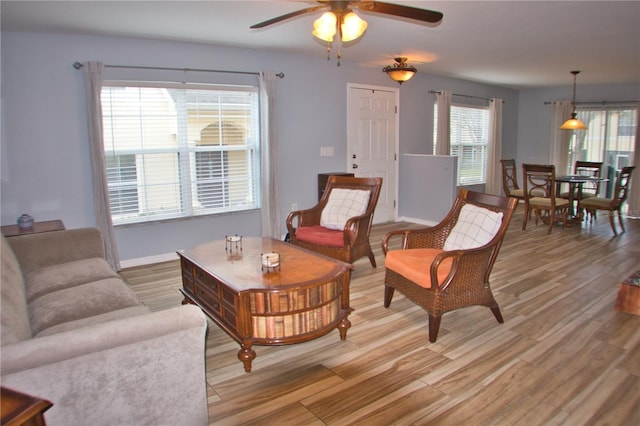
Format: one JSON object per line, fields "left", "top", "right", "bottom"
{"left": 355, "top": 1, "right": 443, "bottom": 23}
{"left": 250, "top": 5, "right": 327, "bottom": 29}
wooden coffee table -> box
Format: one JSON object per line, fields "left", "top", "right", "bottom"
{"left": 178, "top": 237, "right": 353, "bottom": 372}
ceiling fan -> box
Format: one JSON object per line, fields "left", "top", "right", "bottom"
{"left": 250, "top": 1, "right": 443, "bottom": 65}
{"left": 250, "top": 1, "right": 443, "bottom": 29}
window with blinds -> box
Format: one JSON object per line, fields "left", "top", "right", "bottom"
{"left": 571, "top": 107, "right": 636, "bottom": 170}
{"left": 433, "top": 103, "right": 489, "bottom": 185}
{"left": 570, "top": 106, "right": 636, "bottom": 198}
{"left": 101, "top": 83, "right": 260, "bottom": 225}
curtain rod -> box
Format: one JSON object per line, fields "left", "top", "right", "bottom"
{"left": 429, "top": 90, "right": 493, "bottom": 102}
{"left": 544, "top": 100, "right": 638, "bottom": 105}
{"left": 72, "top": 61, "right": 284, "bottom": 79}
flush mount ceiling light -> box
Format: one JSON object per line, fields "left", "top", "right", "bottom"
{"left": 382, "top": 57, "right": 417, "bottom": 84}
{"left": 560, "top": 70, "right": 587, "bottom": 130}
{"left": 250, "top": 1, "right": 443, "bottom": 66}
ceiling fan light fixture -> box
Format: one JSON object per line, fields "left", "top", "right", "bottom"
{"left": 340, "top": 11, "right": 367, "bottom": 42}
{"left": 313, "top": 10, "right": 367, "bottom": 44}
{"left": 383, "top": 57, "right": 417, "bottom": 84}
{"left": 312, "top": 11, "right": 337, "bottom": 42}
{"left": 560, "top": 70, "right": 587, "bottom": 130}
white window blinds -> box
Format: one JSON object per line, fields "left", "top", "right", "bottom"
{"left": 434, "top": 103, "right": 489, "bottom": 185}
{"left": 571, "top": 106, "right": 636, "bottom": 198}
{"left": 101, "top": 83, "right": 260, "bottom": 225}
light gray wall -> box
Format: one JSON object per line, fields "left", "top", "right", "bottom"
{"left": 399, "top": 154, "right": 457, "bottom": 224}
{"left": 2, "top": 31, "right": 634, "bottom": 262}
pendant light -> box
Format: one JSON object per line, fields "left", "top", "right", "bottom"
{"left": 382, "top": 57, "right": 417, "bottom": 85}
{"left": 560, "top": 70, "right": 587, "bottom": 130}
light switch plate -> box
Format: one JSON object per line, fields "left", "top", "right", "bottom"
{"left": 320, "top": 146, "right": 334, "bottom": 157}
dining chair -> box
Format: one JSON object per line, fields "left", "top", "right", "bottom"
{"left": 559, "top": 160, "right": 603, "bottom": 200}
{"left": 381, "top": 189, "right": 518, "bottom": 343}
{"left": 500, "top": 159, "right": 525, "bottom": 201}
{"left": 579, "top": 166, "right": 635, "bottom": 236}
{"left": 522, "top": 163, "right": 571, "bottom": 234}
{"left": 286, "top": 175, "right": 383, "bottom": 267}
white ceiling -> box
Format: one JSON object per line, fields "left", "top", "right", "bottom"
{"left": 2, "top": 1, "right": 639, "bottom": 89}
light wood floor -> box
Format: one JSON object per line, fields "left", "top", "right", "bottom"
{"left": 121, "top": 206, "right": 640, "bottom": 425}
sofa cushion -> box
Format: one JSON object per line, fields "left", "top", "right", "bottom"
{"left": 7, "top": 227, "right": 106, "bottom": 275}
{"left": 385, "top": 248, "right": 453, "bottom": 288}
{"left": 320, "top": 188, "right": 370, "bottom": 230}
{"left": 36, "top": 305, "right": 151, "bottom": 337}
{"left": 1, "top": 237, "right": 32, "bottom": 344}
{"left": 443, "top": 204, "right": 503, "bottom": 251}
{"left": 295, "top": 225, "right": 345, "bottom": 247}
{"left": 29, "top": 278, "right": 143, "bottom": 335}
{"left": 25, "top": 257, "right": 120, "bottom": 302}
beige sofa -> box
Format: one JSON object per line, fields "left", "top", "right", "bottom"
{"left": 0, "top": 228, "right": 209, "bottom": 425}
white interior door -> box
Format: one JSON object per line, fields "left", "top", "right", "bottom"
{"left": 347, "top": 84, "right": 398, "bottom": 223}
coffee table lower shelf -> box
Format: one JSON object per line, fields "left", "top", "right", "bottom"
{"left": 178, "top": 238, "right": 352, "bottom": 372}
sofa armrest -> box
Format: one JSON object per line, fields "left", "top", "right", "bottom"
{"left": 7, "top": 228, "right": 106, "bottom": 274}
{"left": 1, "top": 305, "right": 209, "bottom": 426}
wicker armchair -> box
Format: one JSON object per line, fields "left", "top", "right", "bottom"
{"left": 286, "top": 176, "right": 383, "bottom": 267}
{"left": 580, "top": 166, "right": 635, "bottom": 236}
{"left": 382, "top": 189, "right": 517, "bottom": 343}
{"left": 500, "top": 159, "right": 525, "bottom": 200}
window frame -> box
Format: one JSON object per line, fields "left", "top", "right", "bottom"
{"left": 101, "top": 81, "right": 261, "bottom": 226}
{"left": 434, "top": 101, "right": 490, "bottom": 186}
{"left": 569, "top": 105, "right": 637, "bottom": 198}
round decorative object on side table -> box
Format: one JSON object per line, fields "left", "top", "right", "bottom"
{"left": 17, "top": 214, "right": 34, "bottom": 230}
{"left": 225, "top": 234, "right": 243, "bottom": 252}
{"left": 261, "top": 252, "right": 280, "bottom": 272}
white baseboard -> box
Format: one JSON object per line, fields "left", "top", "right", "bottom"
{"left": 120, "top": 252, "right": 178, "bottom": 269}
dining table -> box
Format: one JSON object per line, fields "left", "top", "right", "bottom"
{"left": 555, "top": 174, "right": 607, "bottom": 222}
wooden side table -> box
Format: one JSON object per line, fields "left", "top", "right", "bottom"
{"left": 615, "top": 271, "right": 640, "bottom": 316}
{"left": 1, "top": 220, "right": 65, "bottom": 238}
{"left": 0, "top": 387, "right": 53, "bottom": 426}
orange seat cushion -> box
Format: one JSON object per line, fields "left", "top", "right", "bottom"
{"left": 385, "top": 248, "right": 454, "bottom": 288}
{"left": 295, "top": 226, "right": 344, "bottom": 247}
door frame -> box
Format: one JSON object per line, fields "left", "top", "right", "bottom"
{"left": 346, "top": 82, "right": 400, "bottom": 222}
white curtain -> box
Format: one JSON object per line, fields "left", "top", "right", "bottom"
{"left": 628, "top": 103, "right": 640, "bottom": 218}
{"left": 485, "top": 98, "right": 503, "bottom": 196}
{"left": 259, "top": 71, "right": 282, "bottom": 239}
{"left": 434, "top": 90, "right": 451, "bottom": 156}
{"left": 550, "top": 101, "right": 574, "bottom": 174}
{"left": 82, "top": 62, "right": 121, "bottom": 271}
